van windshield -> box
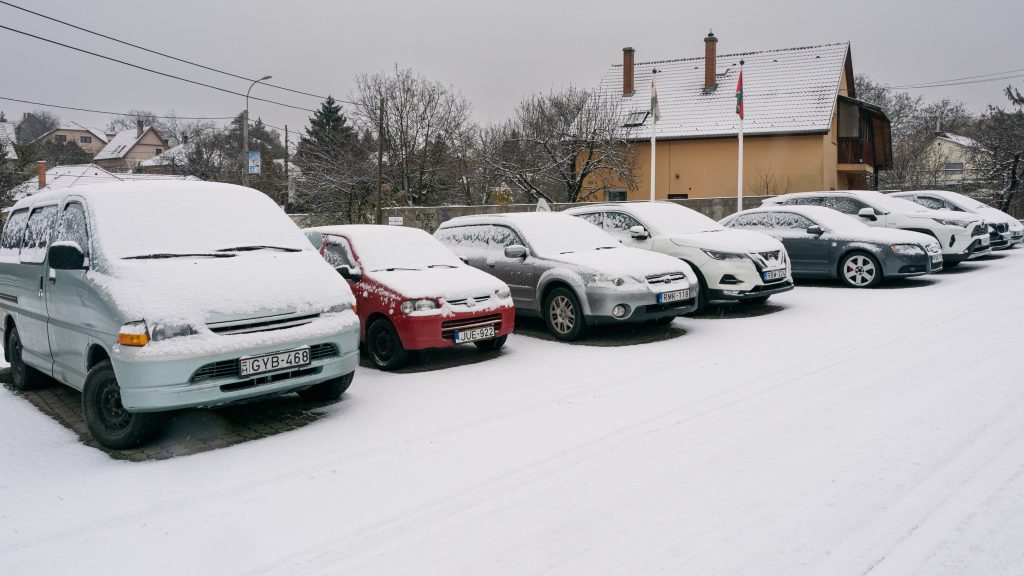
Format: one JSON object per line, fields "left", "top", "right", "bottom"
{"left": 87, "top": 184, "right": 310, "bottom": 261}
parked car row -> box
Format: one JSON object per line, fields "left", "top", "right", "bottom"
{"left": 1, "top": 182, "right": 1015, "bottom": 449}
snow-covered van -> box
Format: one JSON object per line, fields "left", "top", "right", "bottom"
{"left": 0, "top": 181, "right": 360, "bottom": 449}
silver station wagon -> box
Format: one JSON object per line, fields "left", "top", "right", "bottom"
{"left": 0, "top": 181, "right": 360, "bottom": 449}
{"left": 435, "top": 212, "right": 698, "bottom": 341}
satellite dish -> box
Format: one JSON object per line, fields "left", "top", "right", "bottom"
{"left": 536, "top": 198, "right": 551, "bottom": 212}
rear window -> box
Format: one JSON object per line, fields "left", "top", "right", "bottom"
{"left": 20, "top": 205, "right": 58, "bottom": 264}
{"left": 0, "top": 209, "right": 29, "bottom": 262}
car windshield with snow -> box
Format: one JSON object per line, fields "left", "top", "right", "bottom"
{"left": 304, "top": 225, "right": 515, "bottom": 370}
{"left": 890, "top": 190, "right": 1023, "bottom": 250}
{"left": 0, "top": 181, "right": 360, "bottom": 449}
{"left": 721, "top": 205, "right": 943, "bottom": 287}
{"left": 434, "top": 212, "right": 698, "bottom": 341}
{"left": 762, "top": 190, "right": 990, "bottom": 266}
{"left": 565, "top": 201, "right": 794, "bottom": 310}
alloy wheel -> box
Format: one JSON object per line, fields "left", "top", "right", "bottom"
{"left": 549, "top": 295, "right": 576, "bottom": 335}
{"left": 843, "top": 255, "right": 877, "bottom": 287}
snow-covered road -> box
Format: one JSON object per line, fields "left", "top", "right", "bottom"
{"left": 2, "top": 251, "right": 1023, "bottom": 576}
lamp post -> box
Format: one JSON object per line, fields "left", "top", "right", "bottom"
{"left": 242, "top": 75, "right": 272, "bottom": 187}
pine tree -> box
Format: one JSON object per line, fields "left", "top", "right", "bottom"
{"left": 296, "top": 96, "right": 357, "bottom": 162}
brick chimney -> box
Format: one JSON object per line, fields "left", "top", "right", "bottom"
{"left": 37, "top": 160, "right": 47, "bottom": 189}
{"left": 704, "top": 31, "right": 718, "bottom": 92}
{"left": 136, "top": 119, "right": 144, "bottom": 138}
{"left": 623, "top": 47, "right": 635, "bottom": 96}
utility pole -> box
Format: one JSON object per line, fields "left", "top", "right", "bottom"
{"left": 243, "top": 75, "right": 272, "bottom": 187}
{"left": 284, "top": 124, "right": 290, "bottom": 210}
{"left": 376, "top": 94, "right": 384, "bottom": 225}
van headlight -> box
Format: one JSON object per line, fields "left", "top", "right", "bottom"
{"left": 149, "top": 322, "right": 197, "bottom": 341}
{"left": 891, "top": 244, "right": 925, "bottom": 255}
{"left": 324, "top": 303, "right": 355, "bottom": 314}
{"left": 400, "top": 299, "right": 438, "bottom": 314}
{"left": 702, "top": 249, "right": 749, "bottom": 262}
{"left": 118, "top": 320, "right": 195, "bottom": 346}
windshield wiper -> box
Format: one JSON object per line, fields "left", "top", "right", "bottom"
{"left": 595, "top": 246, "right": 618, "bottom": 250}
{"left": 216, "top": 245, "right": 302, "bottom": 253}
{"left": 374, "top": 267, "right": 422, "bottom": 272}
{"left": 124, "top": 253, "right": 236, "bottom": 260}
{"left": 427, "top": 264, "right": 457, "bottom": 269}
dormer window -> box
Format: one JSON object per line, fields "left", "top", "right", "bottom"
{"left": 623, "top": 110, "right": 650, "bottom": 127}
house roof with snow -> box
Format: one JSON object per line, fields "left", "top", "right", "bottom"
{"left": 7, "top": 163, "right": 198, "bottom": 201}
{"left": 94, "top": 126, "right": 167, "bottom": 160}
{"left": 934, "top": 132, "right": 982, "bottom": 149}
{"left": 30, "top": 121, "right": 109, "bottom": 144}
{"left": 140, "top": 142, "right": 188, "bottom": 167}
{"left": 0, "top": 122, "right": 17, "bottom": 161}
{"left": 600, "top": 42, "right": 853, "bottom": 141}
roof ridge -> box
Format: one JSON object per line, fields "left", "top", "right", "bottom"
{"left": 611, "top": 41, "right": 849, "bottom": 67}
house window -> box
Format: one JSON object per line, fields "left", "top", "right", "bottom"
{"left": 622, "top": 111, "right": 650, "bottom": 127}
{"left": 606, "top": 189, "right": 627, "bottom": 202}
{"left": 668, "top": 193, "right": 689, "bottom": 200}
{"left": 154, "top": 148, "right": 162, "bottom": 156}
{"left": 943, "top": 162, "right": 964, "bottom": 176}
{"left": 54, "top": 135, "right": 67, "bottom": 142}
{"left": 80, "top": 136, "right": 92, "bottom": 144}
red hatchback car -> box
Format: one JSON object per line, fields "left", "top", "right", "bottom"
{"left": 305, "top": 225, "right": 516, "bottom": 370}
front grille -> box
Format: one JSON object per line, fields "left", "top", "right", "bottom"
{"left": 441, "top": 313, "right": 502, "bottom": 339}
{"left": 646, "top": 272, "right": 687, "bottom": 285}
{"left": 644, "top": 298, "right": 695, "bottom": 313}
{"left": 207, "top": 312, "right": 321, "bottom": 335}
{"left": 972, "top": 224, "right": 986, "bottom": 237}
{"left": 189, "top": 343, "right": 339, "bottom": 383}
{"left": 749, "top": 250, "right": 786, "bottom": 271}
{"left": 220, "top": 367, "right": 323, "bottom": 393}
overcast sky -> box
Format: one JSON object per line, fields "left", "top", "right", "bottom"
{"left": 2, "top": 0, "right": 1022, "bottom": 138}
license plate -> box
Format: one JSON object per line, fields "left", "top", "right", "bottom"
{"left": 658, "top": 289, "right": 690, "bottom": 304}
{"left": 239, "top": 347, "right": 311, "bottom": 377}
{"left": 762, "top": 269, "right": 787, "bottom": 281}
{"left": 454, "top": 325, "right": 496, "bottom": 343}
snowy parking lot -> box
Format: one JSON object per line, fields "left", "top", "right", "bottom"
{"left": 2, "top": 250, "right": 1024, "bottom": 575}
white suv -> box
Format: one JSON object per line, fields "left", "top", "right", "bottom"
{"left": 564, "top": 202, "right": 793, "bottom": 310}
{"left": 763, "top": 190, "right": 990, "bottom": 266}
{"left": 890, "top": 190, "right": 1023, "bottom": 250}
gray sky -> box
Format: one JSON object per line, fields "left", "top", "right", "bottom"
{"left": 2, "top": 0, "right": 1022, "bottom": 137}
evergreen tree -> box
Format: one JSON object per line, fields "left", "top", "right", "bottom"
{"left": 296, "top": 96, "right": 358, "bottom": 162}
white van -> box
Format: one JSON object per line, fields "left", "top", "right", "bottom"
{"left": 0, "top": 181, "right": 360, "bottom": 449}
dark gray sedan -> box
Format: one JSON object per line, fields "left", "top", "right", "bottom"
{"left": 720, "top": 205, "right": 943, "bottom": 287}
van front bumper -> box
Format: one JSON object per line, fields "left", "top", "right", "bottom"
{"left": 113, "top": 315, "right": 360, "bottom": 412}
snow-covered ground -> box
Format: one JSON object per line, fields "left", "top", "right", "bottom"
{"left": 3, "top": 251, "right": 1024, "bottom": 575}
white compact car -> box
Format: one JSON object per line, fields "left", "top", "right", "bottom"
{"left": 763, "top": 190, "right": 990, "bottom": 266}
{"left": 890, "top": 190, "right": 1023, "bottom": 250}
{"left": 565, "top": 202, "right": 793, "bottom": 310}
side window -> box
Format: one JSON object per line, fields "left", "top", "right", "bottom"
{"left": 435, "top": 225, "right": 493, "bottom": 252}
{"left": 491, "top": 225, "right": 524, "bottom": 248}
{"left": 944, "top": 201, "right": 964, "bottom": 212}
{"left": 55, "top": 202, "right": 91, "bottom": 261}
{"left": 914, "top": 196, "right": 945, "bottom": 210}
{"left": 730, "top": 213, "right": 776, "bottom": 229}
{"left": 323, "top": 237, "right": 355, "bottom": 268}
{"left": 787, "top": 196, "right": 824, "bottom": 207}
{"left": 575, "top": 212, "right": 604, "bottom": 228}
{"left": 603, "top": 212, "right": 643, "bottom": 240}
{"left": 0, "top": 208, "right": 29, "bottom": 261}
{"left": 20, "top": 205, "right": 58, "bottom": 264}
{"left": 775, "top": 212, "right": 815, "bottom": 230}
{"left": 824, "top": 197, "right": 869, "bottom": 215}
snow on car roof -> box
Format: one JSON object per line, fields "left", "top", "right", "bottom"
{"left": 440, "top": 211, "right": 621, "bottom": 257}
{"left": 741, "top": 204, "right": 870, "bottom": 231}
{"left": 568, "top": 201, "right": 724, "bottom": 234}
{"left": 307, "top": 224, "right": 462, "bottom": 272}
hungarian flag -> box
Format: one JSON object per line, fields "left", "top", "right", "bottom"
{"left": 651, "top": 77, "right": 661, "bottom": 122}
{"left": 735, "top": 70, "right": 744, "bottom": 119}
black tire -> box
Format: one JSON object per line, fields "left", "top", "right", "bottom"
{"left": 298, "top": 372, "right": 353, "bottom": 402}
{"left": 7, "top": 327, "right": 47, "bottom": 391}
{"left": 473, "top": 334, "right": 507, "bottom": 351}
{"left": 689, "top": 267, "right": 710, "bottom": 314}
{"left": 740, "top": 295, "right": 771, "bottom": 305}
{"left": 82, "top": 360, "right": 163, "bottom": 449}
{"left": 544, "top": 287, "right": 587, "bottom": 341}
{"left": 838, "top": 251, "right": 883, "bottom": 288}
{"left": 366, "top": 318, "right": 409, "bottom": 370}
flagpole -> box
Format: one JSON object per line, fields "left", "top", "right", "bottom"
{"left": 737, "top": 60, "right": 745, "bottom": 212}
{"left": 650, "top": 69, "right": 658, "bottom": 202}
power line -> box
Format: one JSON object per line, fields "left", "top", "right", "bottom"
{"left": 892, "top": 68, "right": 1024, "bottom": 90}
{"left": 0, "top": 95, "right": 235, "bottom": 120}
{"left": 0, "top": 0, "right": 331, "bottom": 101}
{"left": 0, "top": 23, "right": 317, "bottom": 113}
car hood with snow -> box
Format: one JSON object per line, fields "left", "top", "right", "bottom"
{"left": 370, "top": 265, "right": 511, "bottom": 303}
{"left": 552, "top": 247, "right": 693, "bottom": 282}
{"left": 901, "top": 208, "right": 981, "bottom": 224}
{"left": 666, "top": 229, "right": 784, "bottom": 253}
{"left": 827, "top": 226, "right": 939, "bottom": 246}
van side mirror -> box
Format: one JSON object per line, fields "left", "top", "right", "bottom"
{"left": 629, "top": 225, "right": 650, "bottom": 239}
{"left": 49, "top": 242, "right": 86, "bottom": 270}
{"left": 857, "top": 207, "right": 878, "bottom": 221}
{"left": 504, "top": 244, "right": 527, "bottom": 259}
{"left": 806, "top": 225, "right": 824, "bottom": 236}
{"left": 337, "top": 265, "right": 362, "bottom": 283}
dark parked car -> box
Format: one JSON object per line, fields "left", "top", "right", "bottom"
{"left": 720, "top": 205, "right": 943, "bottom": 287}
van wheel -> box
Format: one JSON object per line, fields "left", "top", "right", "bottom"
{"left": 7, "top": 327, "right": 46, "bottom": 391}
{"left": 366, "top": 319, "right": 409, "bottom": 370}
{"left": 544, "top": 287, "right": 587, "bottom": 341}
{"left": 474, "top": 335, "right": 507, "bottom": 351}
{"left": 82, "top": 361, "right": 163, "bottom": 449}
{"left": 298, "top": 372, "right": 353, "bottom": 402}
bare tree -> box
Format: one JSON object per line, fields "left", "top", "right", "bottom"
{"left": 15, "top": 110, "right": 60, "bottom": 144}
{"left": 483, "top": 86, "right": 636, "bottom": 203}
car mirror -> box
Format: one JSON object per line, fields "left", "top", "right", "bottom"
{"left": 806, "top": 225, "right": 824, "bottom": 236}
{"left": 629, "top": 225, "right": 650, "bottom": 239}
{"left": 857, "top": 207, "right": 878, "bottom": 221}
{"left": 504, "top": 244, "right": 528, "bottom": 259}
{"left": 337, "top": 265, "right": 362, "bottom": 282}
{"left": 48, "top": 242, "right": 86, "bottom": 270}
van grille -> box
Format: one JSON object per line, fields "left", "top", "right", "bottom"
{"left": 441, "top": 313, "right": 501, "bottom": 339}
{"left": 207, "top": 312, "right": 320, "bottom": 335}
{"left": 189, "top": 343, "right": 339, "bottom": 383}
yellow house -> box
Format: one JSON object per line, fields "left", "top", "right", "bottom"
{"left": 917, "top": 132, "right": 987, "bottom": 187}
{"left": 93, "top": 122, "right": 170, "bottom": 172}
{"left": 30, "top": 121, "right": 109, "bottom": 155}
{"left": 585, "top": 34, "right": 892, "bottom": 201}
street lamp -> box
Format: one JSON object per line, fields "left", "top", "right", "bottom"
{"left": 242, "top": 75, "right": 272, "bottom": 187}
